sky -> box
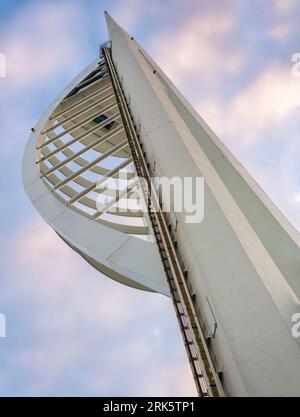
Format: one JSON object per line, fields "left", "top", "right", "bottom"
{"left": 0, "top": 0, "right": 299, "bottom": 396}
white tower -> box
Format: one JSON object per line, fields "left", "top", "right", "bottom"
{"left": 23, "top": 13, "right": 300, "bottom": 396}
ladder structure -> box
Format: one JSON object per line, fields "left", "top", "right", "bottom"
{"left": 103, "top": 46, "right": 224, "bottom": 397}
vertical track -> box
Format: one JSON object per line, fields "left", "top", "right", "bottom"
{"left": 103, "top": 46, "right": 224, "bottom": 397}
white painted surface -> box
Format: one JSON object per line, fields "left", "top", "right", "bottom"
{"left": 105, "top": 12, "right": 300, "bottom": 396}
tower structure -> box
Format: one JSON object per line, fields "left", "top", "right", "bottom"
{"left": 23, "top": 13, "right": 300, "bottom": 396}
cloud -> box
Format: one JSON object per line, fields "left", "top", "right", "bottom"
{"left": 148, "top": 6, "right": 300, "bottom": 233}
{"left": 194, "top": 63, "right": 300, "bottom": 230}
{"left": 0, "top": 0, "right": 98, "bottom": 157}
{"left": 151, "top": 9, "right": 241, "bottom": 87}
{"left": 273, "top": 0, "right": 296, "bottom": 14}
{"left": 109, "top": 0, "right": 157, "bottom": 31}
{"left": 0, "top": 216, "right": 196, "bottom": 396}
{"left": 267, "top": 23, "right": 291, "bottom": 41}
{"left": 197, "top": 64, "right": 300, "bottom": 146}
{"left": 1, "top": 1, "right": 91, "bottom": 90}
{"left": 9, "top": 217, "right": 153, "bottom": 326}
{"left": 110, "top": 0, "right": 142, "bottom": 28}
{"left": 290, "top": 193, "right": 300, "bottom": 204}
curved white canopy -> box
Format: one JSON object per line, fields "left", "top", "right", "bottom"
{"left": 22, "top": 53, "right": 168, "bottom": 297}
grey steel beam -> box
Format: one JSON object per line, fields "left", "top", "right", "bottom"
{"left": 46, "top": 92, "right": 114, "bottom": 132}
{"left": 38, "top": 102, "right": 117, "bottom": 149}
{"left": 68, "top": 156, "right": 132, "bottom": 205}
{"left": 41, "top": 123, "right": 123, "bottom": 176}
{"left": 66, "top": 72, "right": 108, "bottom": 99}
{"left": 50, "top": 83, "right": 112, "bottom": 120}
{"left": 38, "top": 113, "right": 121, "bottom": 163}
{"left": 93, "top": 179, "right": 139, "bottom": 220}
{"left": 52, "top": 139, "right": 128, "bottom": 190}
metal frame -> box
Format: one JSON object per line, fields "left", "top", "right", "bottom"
{"left": 34, "top": 53, "right": 150, "bottom": 237}
{"left": 103, "top": 46, "right": 225, "bottom": 397}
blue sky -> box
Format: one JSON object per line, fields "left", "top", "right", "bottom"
{"left": 0, "top": 0, "right": 299, "bottom": 396}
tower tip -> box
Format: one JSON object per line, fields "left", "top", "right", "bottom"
{"left": 104, "top": 11, "right": 127, "bottom": 41}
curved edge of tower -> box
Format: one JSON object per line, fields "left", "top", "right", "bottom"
{"left": 104, "top": 12, "right": 300, "bottom": 396}
{"left": 22, "top": 47, "right": 169, "bottom": 298}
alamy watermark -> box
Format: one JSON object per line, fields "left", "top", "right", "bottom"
{"left": 291, "top": 313, "right": 300, "bottom": 338}
{"left": 151, "top": 176, "right": 204, "bottom": 224}
{"left": 0, "top": 52, "right": 6, "bottom": 78}
{"left": 291, "top": 53, "right": 300, "bottom": 78}
{"left": 95, "top": 173, "right": 205, "bottom": 224}
{"left": 0, "top": 313, "right": 6, "bottom": 338}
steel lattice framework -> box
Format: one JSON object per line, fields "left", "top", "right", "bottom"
{"left": 36, "top": 55, "right": 149, "bottom": 236}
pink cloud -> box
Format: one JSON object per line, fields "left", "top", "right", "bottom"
{"left": 148, "top": 8, "right": 300, "bottom": 234}
{"left": 142, "top": 363, "right": 197, "bottom": 396}
{"left": 1, "top": 215, "right": 196, "bottom": 395}
{"left": 1, "top": 1, "right": 90, "bottom": 89}
{"left": 152, "top": 9, "right": 241, "bottom": 87}
{"left": 11, "top": 217, "right": 150, "bottom": 327}
{"left": 198, "top": 64, "right": 300, "bottom": 146}
{"left": 273, "top": 0, "right": 296, "bottom": 14}
{"left": 267, "top": 23, "right": 291, "bottom": 41}
{"left": 110, "top": 0, "right": 149, "bottom": 29}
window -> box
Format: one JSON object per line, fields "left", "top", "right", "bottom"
{"left": 93, "top": 114, "right": 114, "bottom": 130}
